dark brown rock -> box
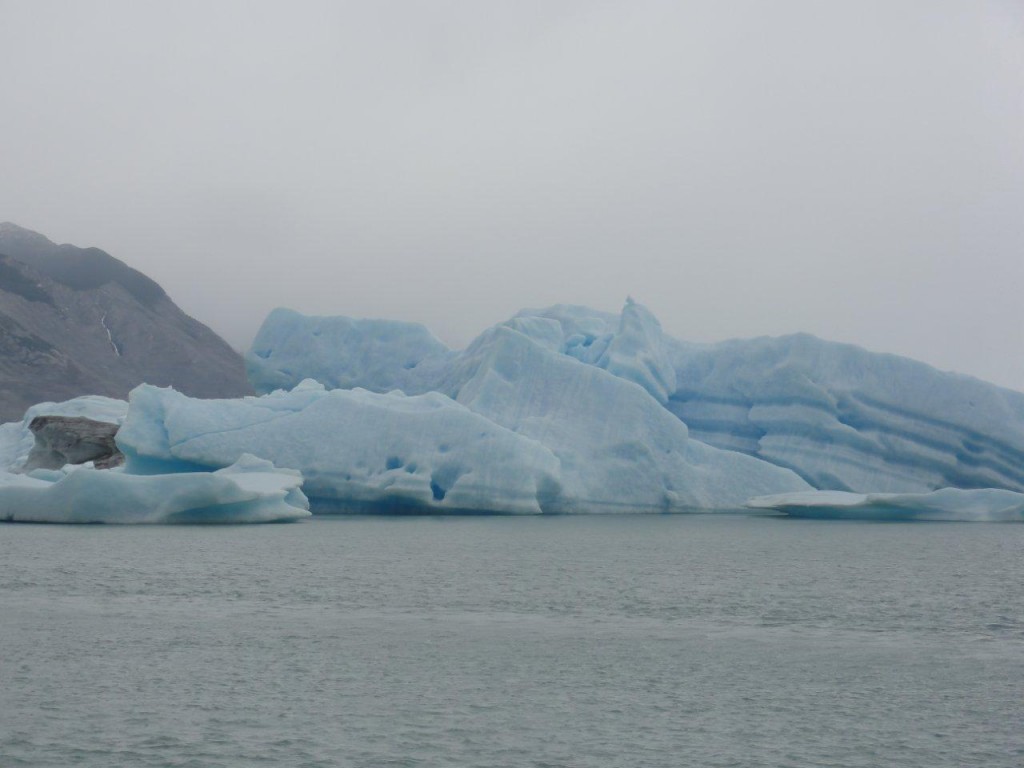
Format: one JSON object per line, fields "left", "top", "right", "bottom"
{"left": 25, "top": 415, "right": 123, "bottom": 470}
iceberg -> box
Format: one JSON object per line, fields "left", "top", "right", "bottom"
{"left": 746, "top": 488, "right": 1024, "bottom": 522}
{"left": 473, "top": 306, "right": 1024, "bottom": 495}
{"left": 123, "top": 325, "right": 809, "bottom": 512}
{"left": 247, "top": 298, "right": 1024, "bottom": 496}
{"left": 0, "top": 454, "right": 310, "bottom": 524}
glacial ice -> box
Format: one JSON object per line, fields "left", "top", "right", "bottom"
{"left": 439, "top": 324, "right": 809, "bottom": 510}
{"left": 247, "top": 307, "right": 454, "bottom": 396}
{"left": 746, "top": 488, "right": 1024, "bottom": 522}
{"left": 118, "top": 381, "right": 564, "bottom": 514}
{"left": 121, "top": 321, "right": 809, "bottom": 512}
{"left": 249, "top": 299, "right": 1024, "bottom": 495}
{"left": 0, "top": 395, "right": 128, "bottom": 472}
{"left": 0, "top": 454, "right": 310, "bottom": 524}
{"left": 504, "top": 299, "right": 675, "bottom": 404}
{"left": 666, "top": 333, "right": 1024, "bottom": 493}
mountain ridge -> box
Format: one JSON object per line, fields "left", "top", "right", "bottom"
{"left": 0, "top": 223, "right": 251, "bottom": 421}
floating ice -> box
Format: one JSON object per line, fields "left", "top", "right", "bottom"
{"left": 667, "top": 333, "right": 1024, "bottom": 493}
{"left": 746, "top": 488, "right": 1024, "bottom": 522}
{"left": 474, "top": 303, "right": 1024, "bottom": 494}
{"left": 0, "top": 454, "right": 310, "bottom": 524}
{"left": 440, "top": 324, "right": 808, "bottom": 510}
{"left": 122, "top": 324, "right": 809, "bottom": 513}
{"left": 250, "top": 296, "right": 1024, "bottom": 499}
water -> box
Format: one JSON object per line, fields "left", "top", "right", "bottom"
{"left": 2, "top": 514, "right": 1022, "bottom": 767}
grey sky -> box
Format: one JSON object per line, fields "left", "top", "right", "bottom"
{"left": 1, "top": 0, "right": 1022, "bottom": 390}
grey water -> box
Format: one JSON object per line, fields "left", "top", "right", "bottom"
{"left": 2, "top": 514, "right": 1022, "bottom": 768}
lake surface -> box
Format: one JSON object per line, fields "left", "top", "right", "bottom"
{"left": 2, "top": 514, "right": 1022, "bottom": 767}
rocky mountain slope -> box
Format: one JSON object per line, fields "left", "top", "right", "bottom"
{"left": 0, "top": 222, "right": 251, "bottom": 421}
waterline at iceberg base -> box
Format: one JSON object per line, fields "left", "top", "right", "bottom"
{"left": 747, "top": 488, "right": 1024, "bottom": 522}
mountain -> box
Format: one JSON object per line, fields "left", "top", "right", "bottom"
{"left": 0, "top": 222, "right": 251, "bottom": 421}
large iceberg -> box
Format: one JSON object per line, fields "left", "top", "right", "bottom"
{"left": 119, "top": 337, "right": 809, "bottom": 513}
{"left": 438, "top": 324, "right": 807, "bottom": 509}
{"left": 249, "top": 301, "right": 1024, "bottom": 495}
{"left": 0, "top": 454, "right": 310, "bottom": 524}
{"left": 666, "top": 333, "right": 1024, "bottom": 493}
{"left": 747, "top": 488, "right": 1024, "bottom": 522}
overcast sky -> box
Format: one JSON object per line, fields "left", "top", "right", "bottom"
{"left": 1, "top": 0, "right": 1022, "bottom": 390}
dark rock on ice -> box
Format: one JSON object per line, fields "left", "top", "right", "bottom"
{"left": 25, "top": 415, "right": 123, "bottom": 470}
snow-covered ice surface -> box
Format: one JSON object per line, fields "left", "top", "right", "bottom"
{"left": 0, "top": 395, "right": 128, "bottom": 472}
{"left": 747, "top": 488, "right": 1024, "bottom": 522}
{"left": 0, "top": 454, "right": 310, "bottom": 524}
{"left": 251, "top": 300, "right": 1024, "bottom": 495}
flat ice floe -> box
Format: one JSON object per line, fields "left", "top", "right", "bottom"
{"left": 0, "top": 454, "right": 310, "bottom": 524}
{"left": 116, "top": 367, "right": 808, "bottom": 514}
{"left": 746, "top": 488, "right": 1024, "bottom": 522}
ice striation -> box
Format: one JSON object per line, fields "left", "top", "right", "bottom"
{"left": 666, "top": 334, "right": 1024, "bottom": 493}
{"left": 0, "top": 454, "right": 310, "bottom": 524}
{"left": 747, "top": 488, "right": 1024, "bottom": 522}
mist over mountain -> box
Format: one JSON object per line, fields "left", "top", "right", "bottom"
{"left": 0, "top": 222, "right": 251, "bottom": 421}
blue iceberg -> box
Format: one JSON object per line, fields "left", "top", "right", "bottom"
{"left": 123, "top": 324, "right": 809, "bottom": 513}
{"left": 249, "top": 300, "right": 1024, "bottom": 496}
